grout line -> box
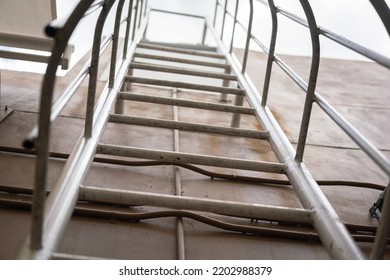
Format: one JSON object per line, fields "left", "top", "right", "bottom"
{"left": 172, "top": 87, "right": 186, "bottom": 260}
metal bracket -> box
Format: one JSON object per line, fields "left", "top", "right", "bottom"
{"left": 369, "top": 189, "right": 387, "bottom": 221}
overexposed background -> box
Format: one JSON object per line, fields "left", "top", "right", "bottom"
{"left": 146, "top": 0, "right": 390, "bottom": 60}
{"left": 1, "top": 0, "right": 390, "bottom": 73}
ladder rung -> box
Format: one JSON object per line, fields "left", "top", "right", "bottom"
{"left": 97, "top": 144, "right": 287, "bottom": 174}
{"left": 80, "top": 186, "right": 314, "bottom": 223}
{"left": 140, "top": 39, "right": 218, "bottom": 52}
{"left": 125, "top": 76, "right": 245, "bottom": 95}
{"left": 51, "top": 253, "right": 114, "bottom": 260}
{"left": 133, "top": 53, "right": 230, "bottom": 69}
{"left": 130, "top": 62, "right": 237, "bottom": 81}
{"left": 137, "top": 42, "right": 226, "bottom": 59}
{"left": 109, "top": 114, "right": 269, "bottom": 139}
{"left": 117, "top": 92, "right": 255, "bottom": 115}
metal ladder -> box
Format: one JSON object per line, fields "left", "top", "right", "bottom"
{"left": 17, "top": 0, "right": 390, "bottom": 260}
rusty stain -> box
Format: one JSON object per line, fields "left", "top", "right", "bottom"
{"left": 269, "top": 108, "right": 292, "bottom": 139}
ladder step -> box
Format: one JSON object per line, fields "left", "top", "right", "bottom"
{"left": 80, "top": 186, "right": 313, "bottom": 223}
{"left": 140, "top": 39, "right": 218, "bottom": 52}
{"left": 97, "top": 144, "right": 287, "bottom": 174}
{"left": 130, "top": 62, "right": 237, "bottom": 81}
{"left": 137, "top": 42, "right": 226, "bottom": 59}
{"left": 109, "top": 114, "right": 269, "bottom": 139}
{"left": 125, "top": 76, "right": 245, "bottom": 95}
{"left": 118, "top": 92, "right": 255, "bottom": 115}
{"left": 51, "top": 253, "right": 114, "bottom": 260}
{"left": 133, "top": 53, "right": 230, "bottom": 69}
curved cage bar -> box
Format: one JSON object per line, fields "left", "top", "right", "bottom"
{"left": 294, "top": 0, "right": 321, "bottom": 162}
{"left": 19, "top": 0, "right": 148, "bottom": 259}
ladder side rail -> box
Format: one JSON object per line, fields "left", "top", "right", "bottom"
{"left": 213, "top": 0, "right": 390, "bottom": 260}
{"left": 205, "top": 14, "right": 366, "bottom": 260}
{"left": 19, "top": 0, "right": 149, "bottom": 259}
{"left": 220, "top": 1, "right": 390, "bottom": 258}
{"left": 27, "top": 0, "right": 98, "bottom": 253}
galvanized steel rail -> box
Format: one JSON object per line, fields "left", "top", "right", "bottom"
{"left": 19, "top": 0, "right": 148, "bottom": 259}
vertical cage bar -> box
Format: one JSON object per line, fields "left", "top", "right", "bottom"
{"left": 85, "top": 1, "right": 116, "bottom": 138}
{"left": 261, "top": 0, "right": 278, "bottom": 106}
{"left": 241, "top": 0, "right": 253, "bottom": 74}
{"left": 143, "top": 0, "right": 148, "bottom": 16}
{"left": 294, "top": 0, "right": 320, "bottom": 162}
{"left": 109, "top": 0, "right": 126, "bottom": 89}
{"left": 228, "top": 0, "right": 239, "bottom": 53}
{"left": 201, "top": 20, "right": 208, "bottom": 45}
{"left": 231, "top": 0, "right": 253, "bottom": 128}
{"left": 220, "top": 0, "right": 228, "bottom": 39}
{"left": 131, "top": 0, "right": 140, "bottom": 40}
{"left": 122, "top": 0, "right": 134, "bottom": 59}
{"left": 213, "top": 0, "right": 219, "bottom": 27}
{"left": 138, "top": 0, "right": 144, "bottom": 28}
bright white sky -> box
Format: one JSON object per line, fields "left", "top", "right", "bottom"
{"left": 1, "top": 0, "right": 390, "bottom": 73}
{"left": 146, "top": 0, "right": 390, "bottom": 60}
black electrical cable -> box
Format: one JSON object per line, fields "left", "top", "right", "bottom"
{"left": 0, "top": 145, "right": 386, "bottom": 191}
{"left": 0, "top": 195, "right": 387, "bottom": 245}
{"left": 0, "top": 183, "right": 381, "bottom": 234}
{"left": 0, "top": 146, "right": 386, "bottom": 242}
